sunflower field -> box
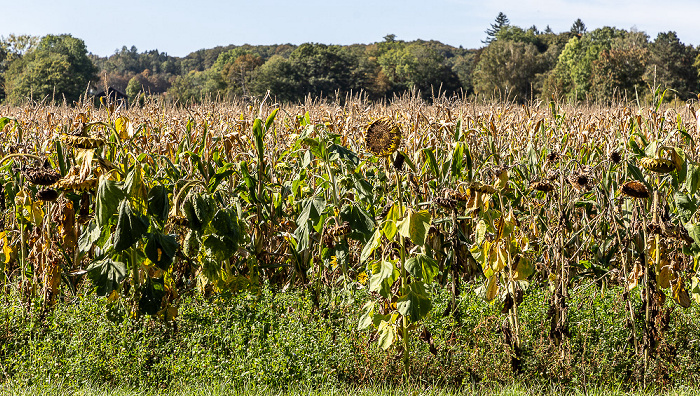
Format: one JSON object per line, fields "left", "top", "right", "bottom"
{"left": 1, "top": 91, "right": 700, "bottom": 386}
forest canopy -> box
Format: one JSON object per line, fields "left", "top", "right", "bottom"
{"left": 1, "top": 15, "right": 699, "bottom": 105}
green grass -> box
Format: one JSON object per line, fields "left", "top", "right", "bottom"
{"left": 2, "top": 283, "right": 700, "bottom": 393}
{"left": 3, "top": 382, "right": 700, "bottom": 396}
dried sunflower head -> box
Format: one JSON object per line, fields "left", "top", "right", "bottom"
{"left": 365, "top": 117, "right": 401, "bottom": 157}
{"left": 36, "top": 188, "right": 59, "bottom": 202}
{"left": 54, "top": 174, "right": 98, "bottom": 192}
{"left": 61, "top": 135, "right": 105, "bottom": 150}
{"left": 529, "top": 181, "right": 555, "bottom": 193}
{"left": 435, "top": 196, "right": 457, "bottom": 211}
{"left": 640, "top": 157, "right": 675, "bottom": 174}
{"left": 22, "top": 163, "right": 60, "bottom": 186}
{"left": 568, "top": 172, "right": 593, "bottom": 191}
{"left": 547, "top": 152, "right": 560, "bottom": 164}
{"left": 620, "top": 180, "right": 650, "bottom": 199}
{"left": 609, "top": 150, "right": 622, "bottom": 164}
{"left": 322, "top": 221, "right": 351, "bottom": 247}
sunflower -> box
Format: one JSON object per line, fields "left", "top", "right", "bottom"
{"left": 568, "top": 172, "right": 594, "bottom": 192}
{"left": 529, "top": 181, "right": 555, "bottom": 193}
{"left": 61, "top": 135, "right": 105, "bottom": 150}
{"left": 365, "top": 117, "right": 401, "bottom": 157}
{"left": 620, "top": 180, "right": 650, "bottom": 199}
{"left": 22, "top": 160, "right": 60, "bottom": 186}
{"left": 36, "top": 188, "right": 59, "bottom": 202}
{"left": 639, "top": 157, "right": 675, "bottom": 174}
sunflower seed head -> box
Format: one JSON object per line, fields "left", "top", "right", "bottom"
{"left": 610, "top": 150, "right": 622, "bottom": 164}
{"left": 365, "top": 118, "right": 401, "bottom": 157}
{"left": 36, "top": 188, "right": 59, "bottom": 202}
{"left": 530, "top": 181, "right": 555, "bottom": 193}
{"left": 620, "top": 180, "right": 650, "bottom": 199}
{"left": 22, "top": 166, "right": 60, "bottom": 186}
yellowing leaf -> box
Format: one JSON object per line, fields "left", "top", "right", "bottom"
{"left": 0, "top": 231, "right": 13, "bottom": 264}
{"left": 657, "top": 265, "right": 673, "bottom": 289}
{"left": 485, "top": 275, "right": 499, "bottom": 302}
{"left": 396, "top": 208, "right": 431, "bottom": 246}
{"left": 115, "top": 116, "right": 131, "bottom": 140}
{"left": 377, "top": 320, "right": 396, "bottom": 350}
{"left": 691, "top": 277, "right": 700, "bottom": 305}
{"left": 673, "top": 278, "right": 691, "bottom": 308}
{"left": 513, "top": 256, "right": 534, "bottom": 280}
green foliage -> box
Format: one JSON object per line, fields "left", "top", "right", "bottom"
{"left": 544, "top": 27, "right": 628, "bottom": 100}
{"left": 645, "top": 32, "right": 699, "bottom": 101}
{"left": 473, "top": 40, "right": 546, "bottom": 101}
{"left": 2, "top": 286, "right": 700, "bottom": 390}
{"left": 4, "top": 34, "right": 97, "bottom": 104}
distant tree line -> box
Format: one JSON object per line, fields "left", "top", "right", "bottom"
{"left": 1, "top": 14, "right": 700, "bottom": 105}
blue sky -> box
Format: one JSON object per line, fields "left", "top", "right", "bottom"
{"left": 2, "top": 0, "right": 699, "bottom": 57}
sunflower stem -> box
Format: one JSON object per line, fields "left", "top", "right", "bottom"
{"left": 394, "top": 164, "right": 410, "bottom": 378}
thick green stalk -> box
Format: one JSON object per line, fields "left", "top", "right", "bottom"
{"left": 394, "top": 166, "right": 409, "bottom": 378}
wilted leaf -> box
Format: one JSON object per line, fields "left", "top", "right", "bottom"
{"left": 404, "top": 253, "right": 439, "bottom": 283}
{"left": 377, "top": 320, "right": 396, "bottom": 350}
{"left": 369, "top": 260, "right": 399, "bottom": 297}
{"left": 147, "top": 185, "right": 169, "bottom": 222}
{"left": 397, "top": 208, "right": 431, "bottom": 246}
{"left": 673, "top": 278, "right": 691, "bottom": 308}
{"left": 360, "top": 227, "right": 382, "bottom": 263}
{"left": 485, "top": 275, "right": 499, "bottom": 302}
{"left": 87, "top": 258, "right": 127, "bottom": 296}
{"left": 397, "top": 281, "right": 432, "bottom": 322}
{"left": 113, "top": 199, "right": 148, "bottom": 251}
{"left": 96, "top": 177, "right": 125, "bottom": 225}
{"left": 358, "top": 301, "right": 375, "bottom": 330}
{"left": 145, "top": 231, "right": 178, "bottom": 270}
{"left": 657, "top": 265, "right": 673, "bottom": 289}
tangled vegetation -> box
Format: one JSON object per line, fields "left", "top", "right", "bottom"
{"left": 1, "top": 91, "right": 700, "bottom": 389}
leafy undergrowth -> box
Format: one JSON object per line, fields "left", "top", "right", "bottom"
{"left": 1, "top": 283, "right": 700, "bottom": 392}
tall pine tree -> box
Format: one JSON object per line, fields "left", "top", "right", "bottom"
{"left": 483, "top": 12, "right": 510, "bottom": 44}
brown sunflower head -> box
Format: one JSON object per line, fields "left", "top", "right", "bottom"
{"left": 640, "top": 157, "right": 675, "bottom": 174}
{"left": 61, "top": 135, "right": 105, "bottom": 150}
{"left": 609, "top": 150, "right": 622, "bottom": 164}
{"left": 322, "top": 221, "right": 351, "bottom": 247}
{"left": 36, "top": 188, "right": 59, "bottom": 202}
{"left": 620, "top": 180, "right": 650, "bottom": 199}
{"left": 568, "top": 172, "right": 593, "bottom": 191}
{"left": 547, "top": 152, "right": 560, "bottom": 164}
{"left": 435, "top": 196, "right": 457, "bottom": 211}
{"left": 365, "top": 117, "right": 401, "bottom": 157}
{"left": 22, "top": 163, "right": 60, "bottom": 186}
{"left": 529, "top": 181, "right": 555, "bottom": 193}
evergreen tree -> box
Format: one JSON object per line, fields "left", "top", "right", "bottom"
{"left": 570, "top": 19, "right": 587, "bottom": 35}
{"left": 483, "top": 12, "right": 510, "bottom": 44}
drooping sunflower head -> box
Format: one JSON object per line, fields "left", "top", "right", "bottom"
{"left": 22, "top": 161, "right": 60, "bottom": 186}
{"left": 36, "top": 188, "right": 59, "bottom": 202}
{"left": 609, "top": 150, "right": 622, "bottom": 164}
{"left": 529, "top": 181, "right": 555, "bottom": 193}
{"left": 620, "top": 180, "right": 650, "bottom": 199}
{"left": 365, "top": 117, "right": 401, "bottom": 157}
{"left": 568, "top": 172, "right": 593, "bottom": 192}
